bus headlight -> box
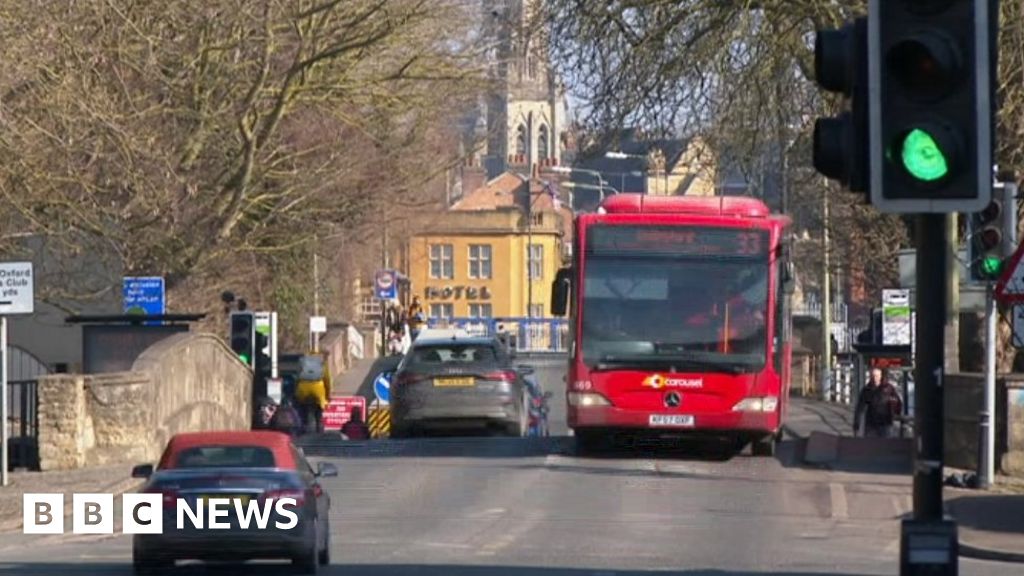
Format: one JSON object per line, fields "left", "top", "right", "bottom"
{"left": 568, "top": 392, "right": 612, "bottom": 407}
{"left": 732, "top": 396, "right": 779, "bottom": 412}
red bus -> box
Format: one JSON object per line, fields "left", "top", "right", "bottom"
{"left": 550, "top": 194, "right": 794, "bottom": 455}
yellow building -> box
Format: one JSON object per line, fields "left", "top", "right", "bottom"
{"left": 405, "top": 173, "right": 569, "bottom": 323}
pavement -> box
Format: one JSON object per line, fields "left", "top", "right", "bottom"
{"left": 785, "top": 396, "right": 1024, "bottom": 564}
{"left": 0, "top": 465, "right": 142, "bottom": 533}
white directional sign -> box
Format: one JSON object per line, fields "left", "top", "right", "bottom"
{"left": 0, "top": 262, "right": 34, "bottom": 315}
{"left": 996, "top": 242, "right": 1024, "bottom": 303}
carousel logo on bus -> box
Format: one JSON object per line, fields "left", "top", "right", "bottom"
{"left": 641, "top": 374, "right": 703, "bottom": 390}
{"left": 22, "top": 493, "right": 299, "bottom": 534}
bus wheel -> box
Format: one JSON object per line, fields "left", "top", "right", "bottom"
{"left": 751, "top": 434, "right": 777, "bottom": 457}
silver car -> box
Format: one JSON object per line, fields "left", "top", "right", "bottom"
{"left": 389, "top": 335, "right": 535, "bottom": 437}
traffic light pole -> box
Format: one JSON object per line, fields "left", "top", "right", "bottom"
{"left": 901, "top": 214, "right": 957, "bottom": 576}
{"left": 980, "top": 282, "right": 996, "bottom": 489}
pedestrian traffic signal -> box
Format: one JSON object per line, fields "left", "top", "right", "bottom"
{"left": 869, "top": 0, "right": 993, "bottom": 213}
{"left": 229, "top": 311, "right": 255, "bottom": 367}
{"left": 812, "top": 17, "right": 869, "bottom": 193}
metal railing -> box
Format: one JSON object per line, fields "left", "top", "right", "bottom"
{"left": 5, "top": 379, "right": 39, "bottom": 470}
{"left": 425, "top": 317, "right": 570, "bottom": 353}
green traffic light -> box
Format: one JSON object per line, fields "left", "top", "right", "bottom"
{"left": 900, "top": 129, "right": 949, "bottom": 182}
{"left": 980, "top": 256, "right": 1003, "bottom": 278}
{"left": 238, "top": 353, "right": 251, "bottom": 364}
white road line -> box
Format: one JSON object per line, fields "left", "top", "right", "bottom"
{"left": 829, "top": 482, "right": 849, "bottom": 519}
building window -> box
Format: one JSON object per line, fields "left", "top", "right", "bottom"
{"left": 527, "top": 243, "right": 543, "bottom": 280}
{"left": 529, "top": 304, "right": 544, "bottom": 318}
{"left": 430, "top": 303, "right": 454, "bottom": 320}
{"left": 429, "top": 243, "right": 453, "bottom": 279}
{"left": 468, "top": 244, "right": 492, "bottom": 279}
{"left": 515, "top": 124, "right": 527, "bottom": 156}
{"left": 469, "top": 303, "right": 493, "bottom": 318}
{"left": 538, "top": 125, "right": 549, "bottom": 160}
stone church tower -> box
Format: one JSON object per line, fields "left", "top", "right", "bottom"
{"left": 474, "top": 0, "right": 567, "bottom": 179}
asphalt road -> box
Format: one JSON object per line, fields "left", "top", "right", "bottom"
{"left": 0, "top": 358, "right": 1017, "bottom": 575}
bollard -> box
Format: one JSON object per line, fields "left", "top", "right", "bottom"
{"left": 978, "top": 411, "right": 991, "bottom": 490}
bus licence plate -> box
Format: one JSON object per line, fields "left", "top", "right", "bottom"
{"left": 649, "top": 414, "right": 695, "bottom": 427}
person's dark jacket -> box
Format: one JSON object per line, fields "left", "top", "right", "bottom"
{"left": 854, "top": 382, "right": 903, "bottom": 433}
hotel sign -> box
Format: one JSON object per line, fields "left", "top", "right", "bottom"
{"left": 424, "top": 286, "right": 492, "bottom": 300}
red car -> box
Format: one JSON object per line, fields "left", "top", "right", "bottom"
{"left": 130, "top": 430, "right": 335, "bottom": 575}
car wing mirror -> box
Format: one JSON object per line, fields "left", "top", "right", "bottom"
{"left": 518, "top": 365, "right": 535, "bottom": 376}
{"left": 317, "top": 462, "right": 339, "bottom": 478}
{"left": 131, "top": 464, "right": 154, "bottom": 479}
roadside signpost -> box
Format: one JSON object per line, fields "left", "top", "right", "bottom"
{"left": 375, "top": 269, "right": 397, "bottom": 300}
{"left": 122, "top": 277, "right": 165, "bottom": 315}
{"left": 323, "top": 395, "right": 367, "bottom": 432}
{"left": 373, "top": 371, "right": 391, "bottom": 405}
{"left": 0, "top": 261, "right": 34, "bottom": 486}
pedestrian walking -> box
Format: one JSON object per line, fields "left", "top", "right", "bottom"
{"left": 853, "top": 368, "right": 903, "bottom": 438}
{"left": 408, "top": 296, "right": 425, "bottom": 340}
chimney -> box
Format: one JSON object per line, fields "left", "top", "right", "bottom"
{"left": 461, "top": 164, "right": 487, "bottom": 197}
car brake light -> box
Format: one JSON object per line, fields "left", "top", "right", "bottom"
{"left": 394, "top": 372, "right": 422, "bottom": 386}
{"left": 146, "top": 487, "right": 178, "bottom": 509}
{"left": 484, "top": 370, "right": 517, "bottom": 382}
{"left": 261, "top": 489, "right": 305, "bottom": 507}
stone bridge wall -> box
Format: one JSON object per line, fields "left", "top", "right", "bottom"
{"left": 37, "top": 333, "right": 251, "bottom": 471}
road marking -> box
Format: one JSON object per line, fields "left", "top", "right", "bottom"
{"left": 829, "top": 483, "right": 849, "bottom": 519}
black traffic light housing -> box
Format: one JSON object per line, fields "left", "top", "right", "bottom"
{"left": 813, "top": 17, "right": 869, "bottom": 193}
{"left": 229, "top": 311, "right": 256, "bottom": 367}
{"left": 968, "top": 181, "right": 1019, "bottom": 283}
{"left": 869, "top": 0, "right": 992, "bottom": 213}
{"left": 254, "top": 331, "right": 271, "bottom": 378}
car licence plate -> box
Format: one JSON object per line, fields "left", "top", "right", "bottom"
{"left": 434, "top": 377, "right": 475, "bottom": 387}
{"left": 649, "top": 414, "right": 695, "bottom": 427}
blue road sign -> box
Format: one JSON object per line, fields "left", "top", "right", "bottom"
{"left": 123, "top": 277, "right": 165, "bottom": 316}
{"left": 375, "top": 269, "right": 397, "bottom": 300}
{"left": 373, "top": 372, "right": 391, "bottom": 405}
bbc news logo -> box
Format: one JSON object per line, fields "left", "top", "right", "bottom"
{"left": 23, "top": 493, "right": 299, "bottom": 534}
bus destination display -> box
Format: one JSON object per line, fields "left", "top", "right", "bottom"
{"left": 587, "top": 225, "right": 769, "bottom": 256}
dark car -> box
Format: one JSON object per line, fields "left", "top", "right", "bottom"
{"left": 130, "top": 430, "right": 336, "bottom": 575}
{"left": 389, "top": 335, "right": 536, "bottom": 437}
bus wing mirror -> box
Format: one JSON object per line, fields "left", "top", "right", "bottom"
{"left": 783, "top": 262, "right": 795, "bottom": 295}
{"left": 551, "top": 267, "right": 571, "bottom": 316}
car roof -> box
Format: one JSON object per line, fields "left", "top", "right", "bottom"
{"left": 157, "top": 430, "right": 297, "bottom": 470}
{"left": 413, "top": 336, "right": 498, "bottom": 347}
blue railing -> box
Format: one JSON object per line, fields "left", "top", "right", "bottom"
{"left": 425, "top": 317, "right": 570, "bottom": 353}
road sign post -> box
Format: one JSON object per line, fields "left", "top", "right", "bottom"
{"left": 0, "top": 261, "right": 35, "bottom": 487}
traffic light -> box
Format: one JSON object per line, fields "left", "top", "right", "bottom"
{"left": 812, "top": 17, "right": 869, "bottom": 193}
{"left": 229, "top": 311, "right": 255, "bottom": 367}
{"left": 869, "top": 0, "right": 993, "bottom": 213}
{"left": 968, "top": 182, "right": 1018, "bottom": 282}
{"left": 254, "top": 331, "right": 271, "bottom": 378}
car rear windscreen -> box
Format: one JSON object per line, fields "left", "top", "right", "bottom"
{"left": 174, "top": 446, "right": 277, "bottom": 468}
{"left": 409, "top": 344, "right": 498, "bottom": 364}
